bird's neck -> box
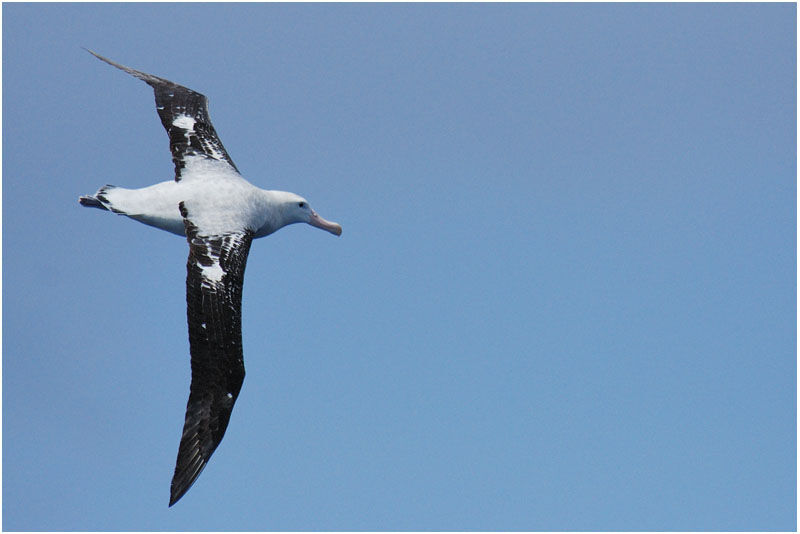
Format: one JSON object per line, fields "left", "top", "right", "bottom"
{"left": 252, "top": 190, "right": 299, "bottom": 238}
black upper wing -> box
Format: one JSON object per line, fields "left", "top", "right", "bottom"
{"left": 87, "top": 50, "right": 239, "bottom": 180}
{"left": 169, "top": 202, "right": 254, "bottom": 506}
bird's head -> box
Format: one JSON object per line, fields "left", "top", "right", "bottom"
{"left": 280, "top": 193, "right": 342, "bottom": 236}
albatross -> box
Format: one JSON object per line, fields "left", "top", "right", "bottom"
{"left": 79, "top": 50, "right": 342, "bottom": 506}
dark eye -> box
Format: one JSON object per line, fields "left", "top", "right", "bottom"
{"left": 298, "top": 202, "right": 306, "bottom": 208}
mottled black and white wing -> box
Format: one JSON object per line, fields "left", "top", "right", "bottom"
{"left": 169, "top": 202, "right": 254, "bottom": 507}
{"left": 86, "top": 49, "right": 239, "bottom": 180}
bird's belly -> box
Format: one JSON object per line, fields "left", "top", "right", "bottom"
{"left": 116, "top": 181, "right": 186, "bottom": 235}
{"left": 110, "top": 175, "right": 263, "bottom": 237}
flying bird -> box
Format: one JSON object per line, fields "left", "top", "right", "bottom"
{"left": 79, "top": 50, "right": 342, "bottom": 506}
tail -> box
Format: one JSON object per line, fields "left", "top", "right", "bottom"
{"left": 79, "top": 195, "right": 107, "bottom": 210}
{"left": 78, "top": 185, "right": 117, "bottom": 212}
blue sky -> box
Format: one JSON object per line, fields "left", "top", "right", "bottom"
{"left": 2, "top": 3, "right": 795, "bottom": 531}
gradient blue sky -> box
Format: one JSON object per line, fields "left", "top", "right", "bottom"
{"left": 3, "top": 3, "right": 796, "bottom": 531}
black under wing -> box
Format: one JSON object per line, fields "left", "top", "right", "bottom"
{"left": 169, "top": 204, "right": 254, "bottom": 506}
{"left": 86, "top": 49, "right": 239, "bottom": 180}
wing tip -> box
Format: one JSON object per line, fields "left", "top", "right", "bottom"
{"left": 168, "top": 473, "right": 193, "bottom": 507}
{"left": 168, "top": 487, "right": 185, "bottom": 507}
{"left": 169, "top": 455, "right": 208, "bottom": 507}
{"left": 84, "top": 48, "right": 123, "bottom": 76}
{"left": 83, "top": 47, "right": 110, "bottom": 64}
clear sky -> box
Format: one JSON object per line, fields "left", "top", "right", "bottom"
{"left": 2, "top": 2, "right": 795, "bottom": 531}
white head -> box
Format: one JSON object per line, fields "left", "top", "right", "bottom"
{"left": 278, "top": 192, "right": 342, "bottom": 236}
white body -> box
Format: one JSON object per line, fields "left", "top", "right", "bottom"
{"left": 95, "top": 158, "right": 338, "bottom": 238}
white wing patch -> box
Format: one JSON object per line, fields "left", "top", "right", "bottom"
{"left": 173, "top": 114, "right": 196, "bottom": 131}
{"left": 200, "top": 261, "right": 225, "bottom": 283}
{"left": 172, "top": 113, "right": 229, "bottom": 170}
